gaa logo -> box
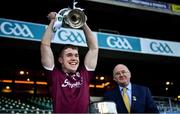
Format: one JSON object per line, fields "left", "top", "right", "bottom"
{"left": 0, "top": 22, "right": 34, "bottom": 38}
{"left": 107, "top": 36, "right": 132, "bottom": 50}
{"left": 57, "top": 29, "right": 86, "bottom": 43}
{"left": 150, "top": 42, "right": 173, "bottom": 54}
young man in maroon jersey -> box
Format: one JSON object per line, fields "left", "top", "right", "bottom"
{"left": 40, "top": 12, "right": 98, "bottom": 113}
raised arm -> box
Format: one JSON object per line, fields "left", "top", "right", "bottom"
{"left": 82, "top": 23, "right": 99, "bottom": 70}
{"left": 40, "top": 12, "right": 56, "bottom": 70}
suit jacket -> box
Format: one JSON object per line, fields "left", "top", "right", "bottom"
{"left": 104, "top": 84, "right": 159, "bottom": 113}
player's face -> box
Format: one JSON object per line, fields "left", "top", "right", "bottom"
{"left": 59, "top": 48, "right": 79, "bottom": 73}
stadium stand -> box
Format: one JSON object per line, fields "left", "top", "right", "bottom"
{"left": 0, "top": 95, "right": 52, "bottom": 114}
{"left": 1, "top": 94, "right": 180, "bottom": 113}
{"left": 153, "top": 96, "right": 180, "bottom": 113}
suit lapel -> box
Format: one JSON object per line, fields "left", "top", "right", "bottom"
{"left": 114, "top": 87, "right": 128, "bottom": 112}
{"left": 131, "top": 84, "right": 138, "bottom": 112}
{"left": 115, "top": 87, "right": 123, "bottom": 103}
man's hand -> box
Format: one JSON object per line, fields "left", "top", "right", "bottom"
{"left": 47, "top": 12, "right": 56, "bottom": 20}
{"left": 49, "top": 12, "right": 63, "bottom": 32}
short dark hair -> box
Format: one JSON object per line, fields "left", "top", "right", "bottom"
{"left": 59, "top": 44, "right": 79, "bottom": 57}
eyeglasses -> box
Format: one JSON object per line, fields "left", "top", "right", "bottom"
{"left": 114, "top": 71, "right": 130, "bottom": 76}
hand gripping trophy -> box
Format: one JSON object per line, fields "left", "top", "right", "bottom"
{"left": 53, "top": 1, "right": 86, "bottom": 32}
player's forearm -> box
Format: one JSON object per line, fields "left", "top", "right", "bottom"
{"left": 41, "top": 19, "right": 55, "bottom": 46}
{"left": 82, "top": 23, "right": 98, "bottom": 51}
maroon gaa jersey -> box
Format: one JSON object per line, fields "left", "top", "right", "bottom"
{"left": 45, "top": 65, "right": 94, "bottom": 113}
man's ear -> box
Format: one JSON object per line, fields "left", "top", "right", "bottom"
{"left": 129, "top": 73, "right": 131, "bottom": 78}
{"left": 58, "top": 57, "right": 63, "bottom": 64}
{"left": 113, "top": 76, "right": 116, "bottom": 81}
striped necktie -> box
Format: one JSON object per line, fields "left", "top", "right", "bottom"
{"left": 122, "top": 87, "right": 130, "bottom": 113}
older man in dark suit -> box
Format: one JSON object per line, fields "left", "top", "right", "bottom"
{"left": 104, "top": 64, "right": 159, "bottom": 113}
